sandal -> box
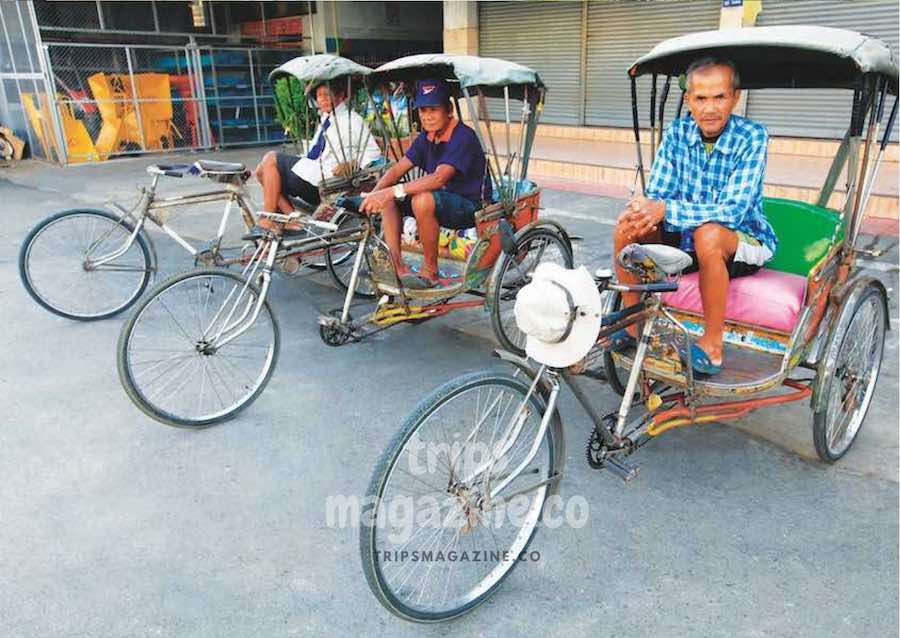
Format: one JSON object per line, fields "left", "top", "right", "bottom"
{"left": 605, "top": 328, "right": 637, "bottom": 353}
{"left": 684, "top": 343, "right": 722, "bottom": 376}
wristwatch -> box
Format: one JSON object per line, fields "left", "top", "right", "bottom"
{"left": 393, "top": 183, "right": 407, "bottom": 200}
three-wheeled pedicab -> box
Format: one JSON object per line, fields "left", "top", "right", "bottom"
{"left": 115, "top": 55, "right": 388, "bottom": 427}
{"left": 317, "top": 54, "right": 574, "bottom": 351}
{"left": 360, "top": 27, "right": 896, "bottom": 622}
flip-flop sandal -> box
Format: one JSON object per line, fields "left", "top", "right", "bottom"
{"left": 400, "top": 272, "right": 440, "bottom": 290}
{"left": 684, "top": 343, "right": 722, "bottom": 376}
{"left": 605, "top": 328, "right": 637, "bottom": 353}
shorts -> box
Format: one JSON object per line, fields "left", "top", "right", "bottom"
{"left": 398, "top": 189, "right": 478, "bottom": 230}
{"left": 274, "top": 152, "right": 321, "bottom": 206}
{"left": 661, "top": 229, "right": 772, "bottom": 278}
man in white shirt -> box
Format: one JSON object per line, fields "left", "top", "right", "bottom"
{"left": 254, "top": 81, "right": 381, "bottom": 231}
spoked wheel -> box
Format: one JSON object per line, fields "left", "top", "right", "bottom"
{"left": 19, "top": 209, "right": 152, "bottom": 320}
{"left": 813, "top": 285, "right": 887, "bottom": 462}
{"left": 361, "top": 371, "right": 557, "bottom": 622}
{"left": 325, "top": 213, "right": 377, "bottom": 299}
{"left": 602, "top": 291, "right": 629, "bottom": 397}
{"left": 489, "top": 227, "right": 573, "bottom": 356}
{"left": 117, "top": 268, "right": 279, "bottom": 428}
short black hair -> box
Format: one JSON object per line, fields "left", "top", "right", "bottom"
{"left": 686, "top": 56, "right": 741, "bottom": 91}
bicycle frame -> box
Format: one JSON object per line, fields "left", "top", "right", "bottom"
{"left": 90, "top": 170, "right": 258, "bottom": 273}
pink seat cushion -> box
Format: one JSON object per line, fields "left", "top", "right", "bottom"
{"left": 662, "top": 268, "right": 807, "bottom": 333}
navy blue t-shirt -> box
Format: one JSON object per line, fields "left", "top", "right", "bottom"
{"left": 405, "top": 120, "right": 491, "bottom": 204}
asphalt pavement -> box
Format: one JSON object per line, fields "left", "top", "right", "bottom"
{"left": 1, "top": 149, "right": 897, "bottom": 637}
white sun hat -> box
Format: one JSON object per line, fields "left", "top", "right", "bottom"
{"left": 513, "top": 262, "right": 603, "bottom": 367}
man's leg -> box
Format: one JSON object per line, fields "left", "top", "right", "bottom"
{"left": 379, "top": 198, "right": 408, "bottom": 274}
{"left": 410, "top": 192, "right": 440, "bottom": 279}
{"left": 612, "top": 212, "right": 660, "bottom": 336}
{"left": 255, "top": 151, "right": 282, "bottom": 213}
{"left": 693, "top": 222, "right": 738, "bottom": 365}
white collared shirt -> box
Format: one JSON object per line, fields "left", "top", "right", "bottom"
{"left": 291, "top": 101, "right": 381, "bottom": 185}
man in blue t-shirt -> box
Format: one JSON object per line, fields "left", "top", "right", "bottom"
{"left": 360, "top": 79, "right": 490, "bottom": 289}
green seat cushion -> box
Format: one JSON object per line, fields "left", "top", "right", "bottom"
{"left": 763, "top": 197, "right": 843, "bottom": 276}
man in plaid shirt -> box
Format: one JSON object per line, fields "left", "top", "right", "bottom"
{"left": 612, "top": 57, "right": 777, "bottom": 375}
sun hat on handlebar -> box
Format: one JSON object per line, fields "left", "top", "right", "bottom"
{"left": 513, "top": 262, "right": 603, "bottom": 367}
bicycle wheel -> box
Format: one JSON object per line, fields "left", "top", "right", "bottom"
{"left": 813, "top": 285, "right": 886, "bottom": 462}
{"left": 19, "top": 208, "right": 152, "bottom": 320}
{"left": 360, "top": 371, "right": 556, "bottom": 622}
{"left": 490, "top": 227, "right": 573, "bottom": 356}
{"left": 117, "top": 268, "right": 279, "bottom": 428}
{"left": 325, "top": 213, "right": 376, "bottom": 299}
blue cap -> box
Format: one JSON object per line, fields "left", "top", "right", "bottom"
{"left": 414, "top": 79, "right": 451, "bottom": 108}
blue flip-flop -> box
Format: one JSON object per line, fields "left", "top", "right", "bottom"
{"left": 685, "top": 343, "right": 722, "bottom": 376}
{"left": 605, "top": 328, "right": 637, "bottom": 353}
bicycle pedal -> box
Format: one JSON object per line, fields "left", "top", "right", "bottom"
{"left": 604, "top": 456, "right": 640, "bottom": 482}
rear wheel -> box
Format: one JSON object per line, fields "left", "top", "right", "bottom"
{"left": 813, "top": 285, "right": 886, "bottom": 462}
{"left": 489, "top": 227, "right": 573, "bottom": 356}
{"left": 19, "top": 208, "right": 152, "bottom": 320}
{"left": 326, "top": 212, "right": 376, "bottom": 299}
{"left": 360, "top": 371, "right": 556, "bottom": 622}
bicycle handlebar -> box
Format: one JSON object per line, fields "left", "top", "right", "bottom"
{"left": 147, "top": 164, "right": 188, "bottom": 178}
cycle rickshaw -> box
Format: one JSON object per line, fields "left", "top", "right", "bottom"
{"left": 115, "top": 53, "right": 574, "bottom": 428}
{"left": 360, "top": 27, "right": 896, "bottom": 622}
{"left": 17, "top": 54, "right": 381, "bottom": 322}
{"left": 317, "top": 54, "right": 574, "bottom": 350}
{"left": 114, "top": 54, "right": 389, "bottom": 427}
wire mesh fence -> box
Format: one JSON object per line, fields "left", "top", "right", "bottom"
{"left": 34, "top": 42, "right": 300, "bottom": 164}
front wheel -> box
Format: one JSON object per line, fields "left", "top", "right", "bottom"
{"left": 489, "top": 227, "right": 573, "bottom": 356}
{"left": 360, "top": 371, "right": 557, "bottom": 622}
{"left": 19, "top": 208, "right": 152, "bottom": 320}
{"left": 117, "top": 268, "right": 279, "bottom": 428}
{"left": 812, "top": 285, "right": 887, "bottom": 462}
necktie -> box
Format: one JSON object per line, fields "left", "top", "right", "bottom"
{"left": 307, "top": 116, "right": 331, "bottom": 160}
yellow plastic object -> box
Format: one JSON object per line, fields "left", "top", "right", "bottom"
{"left": 21, "top": 92, "right": 68, "bottom": 162}
{"left": 645, "top": 393, "right": 663, "bottom": 412}
{"left": 88, "top": 72, "right": 176, "bottom": 158}
{"left": 57, "top": 100, "right": 100, "bottom": 162}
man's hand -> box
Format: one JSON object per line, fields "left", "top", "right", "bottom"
{"left": 618, "top": 197, "right": 665, "bottom": 241}
{"left": 359, "top": 188, "right": 395, "bottom": 214}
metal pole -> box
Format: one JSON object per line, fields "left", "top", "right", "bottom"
{"left": 578, "top": 0, "right": 588, "bottom": 126}
{"left": 125, "top": 46, "right": 148, "bottom": 151}
{"left": 247, "top": 49, "right": 262, "bottom": 143}
{"left": 307, "top": 0, "right": 317, "bottom": 54}
{"left": 630, "top": 75, "right": 646, "bottom": 194}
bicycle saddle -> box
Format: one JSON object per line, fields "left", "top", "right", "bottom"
{"left": 336, "top": 195, "right": 364, "bottom": 212}
{"left": 288, "top": 196, "right": 317, "bottom": 214}
{"left": 194, "top": 160, "right": 246, "bottom": 174}
{"left": 618, "top": 243, "right": 693, "bottom": 279}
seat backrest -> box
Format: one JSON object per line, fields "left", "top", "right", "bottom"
{"left": 763, "top": 197, "right": 844, "bottom": 276}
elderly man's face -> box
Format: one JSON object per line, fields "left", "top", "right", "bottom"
{"left": 686, "top": 65, "right": 741, "bottom": 139}
{"left": 418, "top": 104, "right": 453, "bottom": 133}
{"left": 314, "top": 85, "right": 343, "bottom": 114}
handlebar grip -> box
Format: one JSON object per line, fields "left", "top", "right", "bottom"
{"left": 164, "top": 170, "right": 183, "bottom": 178}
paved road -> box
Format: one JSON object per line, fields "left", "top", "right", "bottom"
{"left": 1, "top": 150, "right": 897, "bottom": 637}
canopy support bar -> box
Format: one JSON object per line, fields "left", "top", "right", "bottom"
{"left": 630, "top": 75, "right": 646, "bottom": 194}
{"left": 816, "top": 128, "right": 850, "bottom": 209}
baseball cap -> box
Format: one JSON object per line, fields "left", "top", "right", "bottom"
{"left": 414, "top": 79, "right": 451, "bottom": 108}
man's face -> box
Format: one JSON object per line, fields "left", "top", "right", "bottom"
{"left": 418, "top": 105, "right": 452, "bottom": 133}
{"left": 314, "top": 85, "right": 343, "bottom": 114}
{"left": 685, "top": 65, "right": 741, "bottom": 138}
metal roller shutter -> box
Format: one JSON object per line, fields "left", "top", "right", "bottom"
{"left": 584, "top": 0, "right": 721, "bottom": 128}
{"left": 746, "top": 0, "right": 899, "bottom": 140}
{"left": 478, "top": 1, "right": 582, "bottom": 124}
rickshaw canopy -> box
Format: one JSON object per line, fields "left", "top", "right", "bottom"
{"left": 268, "top": 54, "right": 371, "bottom": 84}
{"left": 629, "top": 26, "right": 898, "bottom": 93}
{"left": 370, "top": 54, "right": 544, "bottom": 99}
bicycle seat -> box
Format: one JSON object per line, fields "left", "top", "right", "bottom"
{"left": 194, "top": 160, "right": 246, "bottom": 174}
{"left": 288, "top": 196, "right": 317, "bottom": 214}
{"left": 336, "top": 195, "right": 364, "bottom": 212}
{"left": 618, "top": 243, "right": 692, "bottom": 279}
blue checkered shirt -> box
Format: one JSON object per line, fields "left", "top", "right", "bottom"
{"left": 645, "top": 114, "right": 777, "bottom": 256}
